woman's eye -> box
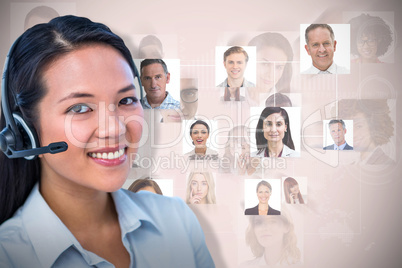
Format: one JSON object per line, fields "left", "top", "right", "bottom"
{"left": 119, "top": 97, "right": 138, "bottom": 106}
{"left": 68, "top": 104, "right": 92, "bottom": 114}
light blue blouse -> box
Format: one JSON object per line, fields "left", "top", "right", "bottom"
{"left": 0, "top": 184, "right": 214, "bottom": 267}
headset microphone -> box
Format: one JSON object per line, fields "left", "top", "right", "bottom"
{"left": 0, "top": 141, "right": 68, "bottom": 159}
{"left": 0, "top": 36, "right": 68, "bottom": 160}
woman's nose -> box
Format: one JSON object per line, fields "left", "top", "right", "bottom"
{"left": 97, "top": 104, "right": 126, "bottom": 140}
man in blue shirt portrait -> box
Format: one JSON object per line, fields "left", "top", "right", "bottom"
{"left": 140, "top": 59, "right": 180, "bottom": 109}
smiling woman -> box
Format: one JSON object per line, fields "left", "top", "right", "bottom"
{"left": 0, "top": 15, "right": 214, "bottom": 268}
{"left": 253, "top": 107, "right": 299, "bottom": 157}
{"left": 185, "top": 120, "right": 219, "bottom": 160}
{"left": 245, "top": 180, "right": 280, "bottom": 215}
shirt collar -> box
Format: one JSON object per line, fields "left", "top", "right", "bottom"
{"left": 334, "top": 142, "right": 346, "bottom": 150}
{"left": 309, "top": 62, "right": 337, "bottom": 74}
{"left": 143, "top": 91, "right": 175, "bottom": 109}
{"left": 22, "top": 184, "right": 82, "bottom": 268}
{"left": 111, "top": 189, "right": 161, "bottom": 235}
{"left": 21, "top": 184, "right": 160, "bottom": 267}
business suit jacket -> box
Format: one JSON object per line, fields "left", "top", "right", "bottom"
{"left": 323, "top": 143, "right": 353, "bottom": 150}
{"left": 244, "top": 204, "right": 281, "bottom": 215}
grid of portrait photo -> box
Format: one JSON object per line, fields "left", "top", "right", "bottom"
{"left": 4, "top": 1, "right": 400, "bottom": 267}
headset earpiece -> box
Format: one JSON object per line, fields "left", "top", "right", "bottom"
{"left": 13, "top": 113, "right": 38, "bottom": 160}
{"left": 1, "top": 36, "right": 67, "bottom": 159}
{"left": 0, "top": 113, "right": 39, "bottom": 160}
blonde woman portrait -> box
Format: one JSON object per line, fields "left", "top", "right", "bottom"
{"left": 243, "top": 213, "right": 301, "bottom": 266}
{"left": 186, "top": 172, "right": 216, "bottom": 204}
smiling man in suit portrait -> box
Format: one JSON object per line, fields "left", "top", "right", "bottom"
{"left": 324, "top": 119, "right": 353, "bottom": 150}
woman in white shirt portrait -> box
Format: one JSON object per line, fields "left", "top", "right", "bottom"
{"left": 253, "top": 107, "right": 299, "bottom": 157}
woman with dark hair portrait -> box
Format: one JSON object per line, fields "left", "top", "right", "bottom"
{"left": 185, "top": 120, "right": 218, "bottom": 160}
{"left": 0, "top": 15, "right": 213, "bottom": 267}
{"left": 243, "top": 212, "right": 301, "bottom": 266}
{"left": 283, "top": 177, "right": 305, "bottom": 204}
{"left": 349, "top": 13, "right": 393, "bottom": 63}
{"left": 245, "top": 180, "right": 280, "bottom": 215}
{"left": 247, "top": 32, "right": 294, "bottom": 105}
{"left": 253, "top": 107, "right": 299, "bottom": 157}
{"left": 128, "top": 177, "right": 163, "bottom": 195}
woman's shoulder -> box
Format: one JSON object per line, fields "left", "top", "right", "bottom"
{"left": 251, "top": 150, "right": 264, "bottom": 157}
{"left": 184, "top": 149, "right": 195, "bottom": 157}
{"left": 0, "top": 210, "right": 25, "bottom": 240}
{"left": 206, "top": 148, "right": 218, "bottom": 155}
{"left": 282, "top": 145, "right": 300, "bottom": 157}
{"left": 268, "top": 206, "right": 281, "bottom": 215}
{"left": 244, "top": 205, "right": 258, "bottom": 215}
{"left": 240, "top": 256, "right": 265, "bottom": 267}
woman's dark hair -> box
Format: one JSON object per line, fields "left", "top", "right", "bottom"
{"left": 248, "top": 32, "right": 293, "bottom": 93}
{"left": 0, "top": 15, "right": 138, "bottom": 224}
{"left": 189, "top": 120, "right": 210, "bottom": 136}
{"left": 265, "top": 93, "right": 293, "bottom": 107}
{"left": 128, "top": 177, "right": 163, "bottom": 195}
{"left": 224, "top": 87, "right": 240, "bottom": 101}
{"left": 255, "top": 107, "right": 295, "bottom": 155}
{"left": 349, "top": 13, "right": 393, "bottom": 57}
{"left": 338, "top": 99, "right": 393, "bottom": 146}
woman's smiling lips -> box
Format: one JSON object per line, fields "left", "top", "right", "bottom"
{"left": 88, "top": 146, "right": 127, "bottom": 166}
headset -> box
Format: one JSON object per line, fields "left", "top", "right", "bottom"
{"left": 0, "top": 33, "right": 144, "bottom": 160}
{"left": 0, "top": 37, "right": 68, "bottom": 160}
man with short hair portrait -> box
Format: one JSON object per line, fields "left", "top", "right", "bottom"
{"left": 324, "top": 119, "right": 353, "bottom": 150}
{"left": 302, "top": 24, "right": 349, "bottom": 74}
{"left": 217, "top": 46, "right": 255, "bottom": 87}
{"left": 140, "top": 59, "right": 180, "bottom": 109}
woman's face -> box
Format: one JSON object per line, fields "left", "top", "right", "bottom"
{"left": 352, "top": 112, "right": 374, "bottom": 151}
{"left": 257, "top": 185, "right": 271, "bottom": 204}
{"left": 190, "top": 173, "right": 209, "bottom": 200}
{"left": 263, "top": 113, "right": 287, "bottom": 144}
{"left": 357, "top": 33, "right": 378, "bottom": 61}
{"left": 191, "top": 124, "right": 209, "bottom": 148}
{"left": 257, "top": 46, "right": 287, "bottom": 90}
{"left": 253, "top": 216, "right": 289, "bottom": 248}
{"left": 38, "top": 44, "right": 143, "bottom": 193}
{"left": 289, "top": 184, "right": 299, "bottom": 194}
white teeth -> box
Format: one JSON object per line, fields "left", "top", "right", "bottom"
{"left": 89, "top": 148, "right": 125, "bottom": 160}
